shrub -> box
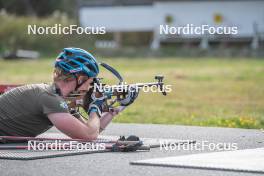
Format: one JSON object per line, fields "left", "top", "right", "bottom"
{"left": 0, "top": 10, "right": 95, "bottom": 56}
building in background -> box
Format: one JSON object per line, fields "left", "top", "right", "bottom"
{"left": 79, "top": 0, "right": 264, "bottom": 50}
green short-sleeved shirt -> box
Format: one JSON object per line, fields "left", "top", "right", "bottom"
{"left": 0, "top": 83, "right": 69, "bottom": 136}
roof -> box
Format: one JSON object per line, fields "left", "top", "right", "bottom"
{"left": 79, "top": 0, "right": 264, "bottom": 7}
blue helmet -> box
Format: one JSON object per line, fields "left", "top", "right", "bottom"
{"left": 55, "top": 48, "right": 99, "bottom": 77}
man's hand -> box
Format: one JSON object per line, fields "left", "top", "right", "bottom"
{"left": 118, "top": 86, "right": 139, "bottom": 106}
{"left": 87, "top": 93, "right": 105, "bottom": 118}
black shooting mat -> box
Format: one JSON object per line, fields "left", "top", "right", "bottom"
{"left": 0, "top": 133, "right": 195, "bottom": 160}
{"left": 0, "top": 145, "right": 108, "bottom": 160}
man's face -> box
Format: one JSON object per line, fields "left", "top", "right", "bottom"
{"left": 59, "top": 73, "right": 95, "bottom": 97}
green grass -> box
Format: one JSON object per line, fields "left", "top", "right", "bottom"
{"left": 0, "top": 57, "right": 264, "bottom": 129}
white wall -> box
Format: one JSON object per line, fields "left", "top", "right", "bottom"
{"left": 79, "top": 1, "right": 264, "bottom": 37}
{"left": 155, "top": 1, "right": 264, "bottom": 37}
{"left": 79, "top": 6, "right": 157, "bottom": 32}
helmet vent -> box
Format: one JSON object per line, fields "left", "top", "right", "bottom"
{"left": 75, "top": 57, "right": 84, "bottom": 63}
{"left": 67, "top": 61, "right": 78, "bottom": 67}
{"left": 65, "top": 51, "right": 73, "bottom": 56}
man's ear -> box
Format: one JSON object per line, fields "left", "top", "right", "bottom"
{"left": 77, "top": 76, "right": 84, "bottom": 84}
{"left": 78, "top": 79, "right": 83, "bottom": 85}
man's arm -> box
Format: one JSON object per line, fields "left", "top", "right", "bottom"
{"left": 68, "top": 108, "right": 120, "bottom": 133}
{"left": 50, "top": 86, "right": 139, "bottom": 138}
{"left": 99, "top": 86, "right": 139, "bottom": 132}
{"left": 99, "top": 106, "right": 126, "bottom": 132}
{"left": 48, "top": 112, "right": 100, "bottom": 140}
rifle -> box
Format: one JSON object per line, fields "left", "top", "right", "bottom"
{"left": 66, "top": 62, "right": 167, "bottom": 113}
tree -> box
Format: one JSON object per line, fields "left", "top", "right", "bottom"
{"left": 0, "top": 0, "right": 77, "bottom": 17}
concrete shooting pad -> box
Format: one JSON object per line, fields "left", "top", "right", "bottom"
{"left": 131, "top": 148, "right": 264, "bottom": 174}
{"left": 0, "top": 133, "right": 195, "bottom": 160}
{"left": 1, "top": 124, "right": 264, "bottom": 176}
